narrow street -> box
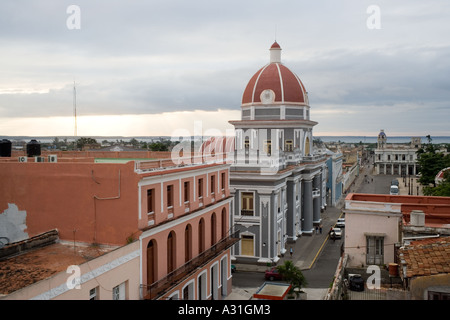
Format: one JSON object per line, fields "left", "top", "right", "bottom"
{"left": 230, "top": 156, "right": 418, "bottom": 299}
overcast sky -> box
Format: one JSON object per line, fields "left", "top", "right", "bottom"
{"left": 1, "top": 0, "right": 449, "bottom": 138}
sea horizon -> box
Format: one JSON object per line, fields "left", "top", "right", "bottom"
{"left": 2, "top": 135, "right": 450, "bottom": 144}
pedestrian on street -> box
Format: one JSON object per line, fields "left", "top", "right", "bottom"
{"left": 290, "top": 247, "right": 293, "bottom": 258}
{"left": 319, "top": 225, "right": 322, "bottom": 234}
{"left": 315, "top": 226, "right": 318, "bottom": 234}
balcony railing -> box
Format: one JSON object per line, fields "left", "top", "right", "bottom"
{"left": 141, "top": 230, "right": 240, "bottom": 300}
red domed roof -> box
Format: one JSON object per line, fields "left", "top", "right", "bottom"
{"left": 241, "top": 42, "right": 308, "bottom": 106}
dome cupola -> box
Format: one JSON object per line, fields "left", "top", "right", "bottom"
{"left": 241, "top": 42, "right": 309, "bottom": 108}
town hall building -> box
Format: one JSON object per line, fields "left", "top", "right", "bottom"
{"left": 229, "top": 42, "right": 328, "bottom": 265}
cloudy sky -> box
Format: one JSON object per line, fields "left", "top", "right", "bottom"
{"left": 0, "top": 0, "right": 449, "bottom": 138}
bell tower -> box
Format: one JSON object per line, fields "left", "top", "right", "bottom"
{"left": 377, "top": 129, "right": 387, "bottom": 149}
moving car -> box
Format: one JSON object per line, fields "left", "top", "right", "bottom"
{"left": 390, "top": 185, "right": 399, "bottom": 195}
{"left": 265, "top": 267, "right": 282, "bottom": 281}
{"left": 391, "top": 179, "right": 399, "bottom": 186}
{"left": 336, "top": 218, "right": 345, "bottom": 228}
{"left": 330, "top": 227, "right": 342, "bottom": 239}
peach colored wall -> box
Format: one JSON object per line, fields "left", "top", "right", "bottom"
{"left": 0, "top": 161, "right": 141, "bottom": 246}
{"left": 160, "top": 249, "right": 233, "bottom": 300}
{"left": 140, "top": 202, "right": 230, "bottom": 284}
{"left": 140, "top": 167, "right": 230, "bottom": 227}
{"left": 345, "top": 211, "right": 401, "bottom": 267}
{"left": 11, "top": 150, "right": 172, "bottom": 159}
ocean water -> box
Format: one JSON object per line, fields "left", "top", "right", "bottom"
{"left": 316, "top": 136, "right": 450, "bottom": 144}
{"left": 3, "top": 135, "right": 450, "bottom": 144}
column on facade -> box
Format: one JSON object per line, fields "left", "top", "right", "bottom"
{"left": 302, "top": 178, "right": 313, "bottom": 235}
{"left": 258, "top": 194, "right": 272, "bottom": 264}
{"left": 286, "top": 179, "right": 295, "bottom": 242}
{"left": 312, "top": 174, "right": 321, "bottom": 225}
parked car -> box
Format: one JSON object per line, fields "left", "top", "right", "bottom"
{"left": 348, "top": 274, "right": 364, "bottom": 291}
{"left": 336, "top": 218, "right": 345, "bottom": 228}
{"left": 330, "top": 227, "right": 342, "bottom": 239}
{"left": 265, "top": 267, "right": 282, "bottom": 281}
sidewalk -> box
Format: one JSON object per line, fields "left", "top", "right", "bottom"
{"left": 228, "top": 205, "right": 342, "bottom": 300}
{"left": 233, "top": 204, "right": 343, "bottom": 274}
{"left": 228, "top": 164, "right": 373, "bottom": 300}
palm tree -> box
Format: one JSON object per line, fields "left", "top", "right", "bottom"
{"left": 277, "top": 260, "right": 308, "bottom": 298}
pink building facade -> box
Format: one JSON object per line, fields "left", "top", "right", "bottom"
{"left": 0, "top": 155, "right": 236, "bottom": 300}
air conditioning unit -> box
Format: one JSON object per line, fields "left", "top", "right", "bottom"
{"left": 35, "top": 156, "right": 45, "bottom": 162}
{"left": 48, "top": 155, "right": 57, "bottom": 163}
{"left": 18, "top": 156, "right": 27, "bottom": 162}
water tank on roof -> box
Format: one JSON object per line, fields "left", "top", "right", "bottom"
{"left": 389, "top": 263, "right": 399, "bottom": 277}
{"left": 26, "top": 139, "right": 41, "bottom": 157}
{"left": 410, "top": 210, "right": 425, "bottom": 227}
{"left": 0, "top": 139, "right": 12, "bottom": 157}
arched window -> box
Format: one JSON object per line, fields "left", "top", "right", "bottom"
{"left": 198, "top": 218, "right": 205, "bottom": 253}
{"left": 221, "top": 208, "right": 227, "bottom": 239}
{"left": 211, "top": 212, "right": 217, "bottom": 246}
{"left": 185, "top": 224, "right": 192, "bottom": 263}
{"left": 167, "top": 231, "right": 176, "bottom": 273}
{"left": 146, "top": 239, "right": 157, "bottom": 284}
{"left": 305, "top": 136, "right": 310, "bottom": 155}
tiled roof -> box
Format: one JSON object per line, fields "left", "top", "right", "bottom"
{"left": 399, "top": 237, "right": 450, "bottom": 278}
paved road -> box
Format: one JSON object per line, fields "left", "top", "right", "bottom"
{"left": 302, "top": 231, "right": 344, "bottom": 288}
{"left": 229, "top": 161, "right": 405, "bottom": 299}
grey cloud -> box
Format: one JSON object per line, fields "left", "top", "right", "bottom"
{"left": 0, "top": 0, "right": 449, "bottom": 136}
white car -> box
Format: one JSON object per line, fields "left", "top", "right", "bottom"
{"left": 336, "top": 218, "right": 345, "bottom": 228}
{"left": 330, "top": 227, "right": 342, "bottom": 239}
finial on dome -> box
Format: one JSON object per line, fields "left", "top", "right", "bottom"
{"left": 270, "top": 41, "right": 281, "bottom": 63}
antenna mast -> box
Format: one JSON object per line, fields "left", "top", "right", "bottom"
{"left": 73, "top": 81, "right": 77, "bottom": 137}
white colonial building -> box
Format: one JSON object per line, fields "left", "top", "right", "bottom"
{"left": 374, "top": 130, "right": 421, "bottom": 176}
{"left": 229, "top": 42, "right": 328, "bottom": 265}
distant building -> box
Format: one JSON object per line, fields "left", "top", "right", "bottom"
{"left": 374, "top": 129, "right": 421, "bottom": 175}
{"left": 229, "top": 42, "right": 328, "bottom": 265}
{"left": 326, "top": 150, "right": 344, "bottom": 206}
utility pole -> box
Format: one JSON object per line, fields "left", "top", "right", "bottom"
{"left": 73, "top": 81, "right": 77, "bottom": 138}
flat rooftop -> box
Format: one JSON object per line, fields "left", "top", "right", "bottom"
{"left": 253, "top": 282, "right": 292, "bottom": 300}
{"left": 0, "top": 242, "right": 111, "bottom": 296}
{"left": 345, "top": 193, "right": 450, "bottom": 229}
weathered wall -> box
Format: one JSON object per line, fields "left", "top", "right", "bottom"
{"left": 0, "top": 161, "right": 141, "bottom": 246}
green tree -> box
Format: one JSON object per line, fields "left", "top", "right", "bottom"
{"left": 276, "top": 260, "right": 307, "bottom": 297}
{"left": 148, "top": 142, "right": 168, "bottom": 151}
{"left": 416, "top": 135, "right": 450, "bottom": 186}
{"left": 76, "top": 137, "right": 98, "bottom": 150}
{"left": 423, "top": 170, "right": 450, "bottom": 196}
{"left": 417, "top": 152, "right": 450, "bottom": 186}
